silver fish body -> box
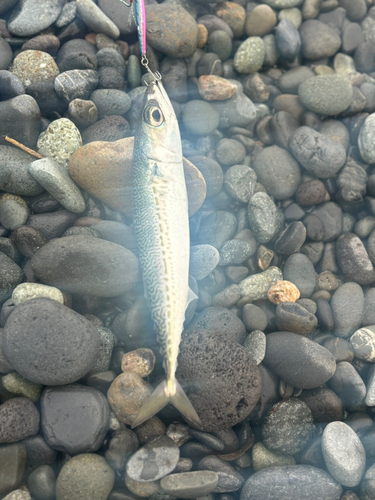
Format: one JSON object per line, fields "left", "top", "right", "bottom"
{"left": 131, "top": 80, "right": 201, "bottom": 428}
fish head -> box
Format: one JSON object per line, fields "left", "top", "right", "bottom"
{"left": 137, "top": 80, "right": 182, "bottom": 164}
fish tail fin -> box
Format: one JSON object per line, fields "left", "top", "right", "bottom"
{"left": 131, "top": 378, "right": 201, "bottom": 429}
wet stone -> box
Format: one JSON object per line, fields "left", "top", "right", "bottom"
{"left": 262, "top": 398, "right": 314, "bottom": 455}
{"left": 0, "top": 251, "right": 24, "bottom": 303}
{"left": 183, "top": 100, "right": 220, "bottom": 137}
{"left": 276, "top": 302, "right": 318, "bottom": 335}
{"left": 198, "top": 211, "right": 237, "bottom": 249}
{"left": 247, "top": 192, "right": 284, "bottom": 244}
{"left": 188, "top": 307, "right": 246, "bottom": 344}
{"left": 2, "top": 373, "right": 42, "bottom": 402}
{"left": 55, "top": 69, "right": 99, "bottom": 102}
{"left": 267, "top": 280, "right": 300, "bottom": 304}
{"left": 27, "top": 465, "right": 56, "bottom": 500}
{"left": 243, "top": 304, "right": 268, "bottom": 331}
{"left": 198, "top": 75, "right": 237, "bottom": 101}
{"left": 188, "top": 157, "right": 223, "bottom": 198}
{"left": 7, "top": 0, "right": 64, "bottom": 36}
{"left": 331, "top": 282, "right": 364, "bottom": 339}
{"left": 234, "top": 37, "right": 265, "bottom": 74}
{"left": 219, "top": 239, "right": 255, "bottom": 266}
{"left": 0, "top": 199, "right": 29, "bottom": 231}
{"left": 121, "top": 348, "right": 156, "bottom": 378}
{"left": 243, "top": 330, "right": 266, "bottom": 364}
{"left": 133, "top": 416, "right": 166, "bottom": 446}
{"left": 0, "top": 443, "right": 26, "bottom": 498}
{"left": 216, "top": 139, "right": 246, "bottom": 166}
{"left": 274, "top": 222, "right": 306, "bottom": 255}
{"left": 283, "top": 253, "right": 316, "bottom": 299}
{"left": 336, "top": 233, "right": 375, "bottom": 285}
{"left": 0, "top": 398, "right": 40, "bottom": 444}
{"left": 322, "top": 336, "right": 353, "bottom": 362}
{"left": 299, "top": 387, "right": 343, "bottom": 423}
{"left": 245, "top": 5, "right": 277, "bottom": 37}
{"left": 275, "top": 18, "right": 301, "bottom": 61}
{"left": 3, "top": 298, "right": 100, "bottom": 385}
{"left": 224, "top": 165, "right": 257, "bottom": 203}
{"left": 197, "top": 455, "right": 244, "bottom": 493}
{"left": 350, "top": 326, "right": 375, "bottom": 362}
{"left": 160, "top": 471, "right": 219, "bottom": 499}
{"left": 105, "top": 429, "right": 139, "bottom": 470}
{"left": 252, "top": 442, "right": 295, "bottom": 472}
{"left": 327, "top": 361, "right": 366, "bottom": 406}
{"left": 239, "top": 266, "right": 283, "bottom": 304}
{"left": 126, "top": 435, "right": 179, "bottom": 482}
{"left": 210, "top": 92, "right": 257, "bottom": 129}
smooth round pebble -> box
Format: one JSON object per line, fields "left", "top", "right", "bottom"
{"left": 160, "top": 471, "right": 218, "bottom": 499}
{"left": 182, "top": 100, "right": 220, "bottom": 136}
{"left": 298, "top": 75, "right": 353, "bottom": 115}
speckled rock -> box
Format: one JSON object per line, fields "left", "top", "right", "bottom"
{"left": 55, "top": 453, "right": 115, "bottom": 500}
{"left": 7, "top": 0, "right": 65, "bottom": 37}
{"left": 0, "top": 251, "right": 24, "bottom": 303}
{"left": 252, "top": 442, "right": 295, "bottom": 471}
{"left": 234, "top": 37, "right": 265, "bottom": 74}
{"left": 350, "top": 326, "right": 375, "bottom": 362}
{"left": 198, "top": 75, "right": 237, "bottom": 101}
{"left": 247, "top": 192, "right": 284, "bottom": 244}
{"left": 29, "top": 157, "right": 85, "bottom": 213}
{"left": 239, "top": 266, "right": 283, "bottom": 304}
{"left": 121, "top": 348, "right": 155, "bottom": 378}
{"left": 358, "top": 113, "right": 375, "bottom": 164}
{"left": 243, "top": 330, "right": 266, "bottom": 364}
{"left": 0, "top": 398, "right": 40, "bottom": 443}
{"left": 190, "top": 245, "right": 220, "bottom": 280}
{"left": 176, "top": 329, "right": 262, "bottom": 431}
{"left": 298, "top": 75, "right": 353, "bottom": 115}
{"left": 224, "top": 165, "right": 257, "bottom": 203}
{"left": 240, "top": 465, "right": 342, "bottom": 500}
{"left": 10, "top": 50, "right": 59, "bottom": 88}
{"left": 0, "top": 95, "right": 41, "bottom": 150}
{"left": 37, "top": 118, "right": 82, "bottom": 168}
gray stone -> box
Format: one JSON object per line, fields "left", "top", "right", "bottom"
{"left": 0, "top": 198, "right": 29, "bottom": 231}
{"left": 359, "top": 113, "right": 375, "bottom": 164}
{"left": 76, "top": 0, "right": 119, "bottom": 38}
{"left": 298, "top": 75, "right": 353, "bottom": 115}
{"left": 263, "top": 331, "right": 336, "bottom": 389}
{"left": 198, "top": 211, "right": 237, "bottom": 249}
{"left": 0, "top": 443, "right": 26, "bottom": 498}
{"left": 210, "top": 92, "right": 257, "bottom": 129}
{"left": 219, "top": 239, "right": 255, "bottom": 265}
{"left": 55, "top": 1, "right": 77, "bottom": 27}
{"left": 252, "top": 442, "right": 295, "bottom": 472}
{"left": 41, "top": 384, "right": 110, "bottom": 455}
{"left": 336, "top": 233, "right": 375, "bottom": 285}
{"left": 365, "top": 364, "right": 375, "bottom": 406}
{"left": 0, "top": 38, "right": 13, "bottom": 70}
{"left": 243, "top": 304, "right": 268, "bottom": 331}
{"left": 243, "top": 330, "right": 266, "bottom": 364}
{"left": 327, "top": 361, "right": 366, "bottom": 406}
{"left": 90, "top": 89, "right": 131, "bottom": 118}
{"left": 275, "top": 18, "right": 301, "bottom": 60}
{"left": 190, "top": 245, "right": 220, "bottom": 280}
{"left": 27, "top": 465, "right": 56, "bottom": 500}
{"left": 239, "top": 266, "right": 283, "bottom": 304}
{"left": 89, "top": 326, "right": 115, "bottom": 373}
{"left": 29, "top": 158, "right": 85, "bottom": 213}
{"left": 262, "top": 398, "right": 314, "bottom": 455}
{"left": 197, "top": 455, "right": 244, "bottom": 492}
{"left": 31, "top": 236, "right": 139, "bottom": 297}
{"left": 247, "top": 192, "right": 284, "bottom": 244}
{"left": 7, "top": 0, "right": 64, "bottom": 36}
{"left": 0, "top": 251, "right": 24, "bottom": 303}
{"left": 55, "top": 70, "right": 99, "bottom": 102}
{"left": 224, "top": 165, "right": 257, "bottom": 203}
{"left": 0, "top": 398, "right": 40, "bottom": 444}
{"left": 3, "top": 298, "right": 100, "bottom": 385}
{"left": 253, "top": 146, "right": 301, "bottom": 199}
{"left": 234, "top": 37, "right": 265, "bottom": 74}
{"left": 322, "top": 421, "right": 365, "bottom": 487}
{"left": 300, "top": 19, "right": 341, "bottom": 60}
{"left": 350, "top": 326, "right": 375, "bottom": 362}
{"left": 283, "top": 253, "right": 316, "bottom": 298}
{"left": 160, "top": 471, "right": 219, "bottom": 499}
{"left": 182, "top": 100, "right": 220, "bottom": 136}
{"left": 240, "top": 465, "right": 342, "bottom": 500}
{"left": 126, "top": 436, "right": 180, "bottom": 482}
{"left": 0, "top": 145, "right": 44, "bottom": 196}
{"left": 188, "top": 306, "right": 246, "bottom": 344}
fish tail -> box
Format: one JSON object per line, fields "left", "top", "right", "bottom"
{"left": 131, "top": 378, "right": 201, "bottom": 429}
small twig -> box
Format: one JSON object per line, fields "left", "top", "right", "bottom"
{"left": 217, "top": 434, "right": 254, "bottom": 461}
{"left": 5, "top": 136, "right": 44, "bottom": 159}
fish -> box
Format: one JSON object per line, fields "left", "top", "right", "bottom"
{"left": 130, "top": 78, "right": 201, "bottom": 429}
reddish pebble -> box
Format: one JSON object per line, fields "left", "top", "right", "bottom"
{"left": 85, "top": 33, "right": 97, "bottom": 44}
{"left": 121, "top": 348, "right": 156, "bottom": 378}
{"left": 198, "top": 75, "right": 237, "bottom": 101}
{"left": 267, "top": 280, "right": 301, "bottom": 304}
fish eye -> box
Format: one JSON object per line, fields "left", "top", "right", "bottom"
{"left": 144, "top": 105, "right": 164, "bottom": 126}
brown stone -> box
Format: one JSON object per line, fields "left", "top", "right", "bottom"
{"left": 257, "top": 245, "right": 274, "bottom": 271}
{"left": 198, "top": 75, "right": 237, "bottom": 101}
{"left": 197, "top": 24, "right": 208, "bottom": 48}
{"left": 107, "top": 372, "right": 153, "bottom": 425}
{"left": 267, "top": 280, "right": 301, "bottom": 304}
{"left": 69, "top": 137, "right": 206, "bottom": 217}
{"left": 245, "top": 4, "right": 277, "bottom": 37}
{"left": 296, "top": 179, "right": 327, "bottom": 206}
{"left": 215, "top": 1, "right": 246, "bottom": 38}
{"left": 121, "top": 348, "right": 156, "bottom": 378}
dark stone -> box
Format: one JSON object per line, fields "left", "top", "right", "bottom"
{"left": 316, "top": 299, "right": 334, "bottom": 332}
{"left": 105, "top": 429, "right": 139, "bottom": 470}
{"left": 0, "top": 398, "right": 39, "bottom": 443}
{"left": 296, "top": 180, "right": 327, "bottom": 207}
{"left": 0, "top": 95, "right": 40, "bottom": 148}
{"left": 27, "top": 465, "right": 56, "bottom": 500}
{"left": 270, "top": 111, "right": 299, "bottom": 150}
{"left": 312, "top": 202, "right": 343, "bottom": 242}
{"left": 327, "top": 361, "right": 366, "bottom": 406}
{"left": 56, "top": 39, "right": 98, "bottom": 73}
{"left": 197, "top": 15, "right": 234, "bottom": 40}
{"left": 322, "top": 337, "right": 354, "bottom": 363}
{"left": 41, "top": 384, "right": 110, "bottom": 454}
{"left": 189, "top": 156, "right": 223, "bottom": 198}
{"left": 275, "top": 302, "right": 317, "bottom": 335}
{"left": 26, "top": 210, "right": 77, "bottom": 240}
{"left": 198, "top": 211, "right": 237, "bottom": 249}
{"left": 275, "top": 18, "right": 301, "bottom": 61}
{"left": 0, "top": 251, "right": 23, "bottom": 303}
{"left": 263, "top": 331, "right": 336, "bottom": 389}
{"left": 363, "top": 288, "right": 375, "bottom": 326}
{"left": 0, "top": 70, "right": 25, "bottom": 100}
{"left": 176, "top": 329, "right": 262, "bottom": 431}
{"left": 23, "top": 435, "right": 57, "bottom": 476}
{"left": 0, "top": 442, "right": 26, "bottom": 497}
{"left": 354, "top": 42, "right": 375, "bottom": 73}
{"left": 26, "top": 80, "right": 68, "bottom": 117}
{"left": 274, "top": 222, "right": 306, "bottom": 255}
{"left": 55, "top": 69, "right": 99, "bottom": 102}
{"left": 197, "top": 455, "right": 244, "bottom": 493}
{"left": 297, "top": 436, "right": 325, "bottom": 468}
{"left": 249, "top": 364, "right": 279, "bottom": 422}
{"left": 278, "top": 66, "right": 315, "bottom": 94}
{"left": 331, "top": 282, "right": 364, "bottom": 338}
{"left": 97, "top": 67, "right": 125, "bottom": 90}
{"left": 0, "top": 37, "right": 12, "bottom": 70}
{"left": 299, "top": 387, "right": 343, "bottom": 423}
{"left": 3, "top": 298, "right": 100, "bottom": 385}
{"left": 336, "top": 233, "right": 375, "bottom": 285}
{"left": 11, "top": 226, "right": 48, "bottom": 258}
{"left": 81, "top": 115, "right": 130, "bottom": 144}
{"left": 304, "top": 215, "right": 325, "bottom": 241}
{"left": 283, "top": 253, "right": 316, "bottom": 299}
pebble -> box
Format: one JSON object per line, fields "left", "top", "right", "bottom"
{"left": 55, "top": 69, "right": 99, "bottom": 102}
{"left": 276, "top": 302, "right": 318, "bottom": 335}
{"left": 56, "top": 1, "right": 77, "bottom": 28}
{"left": 300, "top": 19, "right": 341, "bottom": 60}
{"left": 253, "top": 145, "right": 300, "bottom": 199}
{"left": 177, "top": 329, "right": 262, "bottom": 431}
{"left": 299, "top": 387, "right": 343, "bottom": 423}
{"left": 215, "top": 1, "right": 246, "bottom": 38}
{"left": 360, "top": 463, "right": 375, "bottom": 500}
{"left": 240, "top": 465, "right": 343, "bottom": 500}
{"left": 275, "top": 18, "right": 301, "bottom": 61}
{"left": 1, "top": 373, "right": 42, "bottom": 402}
{"left": 263, "top": 331, "right": 336, "bottom": 388}
{"left": 0, "top": 398, "right": 40, "bottom": 443}
{"left": 36, "top": 118, "right": 82, "bottom": 168}
{"left": 27, "top": 465, "right": 56, "bottom": 500}
{"left": 336, "top": 233, "right": 375, "bottom": 285}
{"left": 90, "top": 89, "right": 131, "bottom": 117}
{"left": 239, "top": 266, "right": 283, "bottom": 304}
{"left": 198, "top": 75, "right": 237, "bottom": 101}
{"left": 296, "top": 179, "right": 327, "bottom": 206}
{"left": 242, "top": 304, "right": 268, "bottom": 331}
{"left": 234, "top": 37, "right": 265, "bottom": 74}
{"left": 76, "top": 0, "right": 120, "bottom": 39}
{"left": 243, "top": 330, "right": 266, "bottom": 364}
{"left": 216, "top": 138, "right": 246, "bottom": 166}
{"left": 105, "top": 428, "right": 139, "bottom": 470}
{"left": 126, "top": 435, "right": 180, "bottom": 482}
{"left": 267, "top": 280, "right": 300, "bottom": 304}
{"left": 183, "top": 100, "right": 220, "bottom": 136}
{"left": 190, "top": 245, "right": 220, "bottom": 280}
{"left": 206, "top": 31, "right": 232, "bottom": 62}
{"left": 10, "top": 50, "right": 59, "bottom": 89}
{"left": 31, "top": 235, "right": 139, "bottom": 297}
{"left": 245, "top": 5, "right": 277, "bottom": 37}
{"left": 56, "top": 39, "right": 97, "bottom": 73}
{"left": 322, "top": 421, "right": 365, "bottom": 487}
{"left": 121, "top": 348, "right": 155, "bottom": 378}
{"left": 223, "top": 165, "right": 257, "bottom": 203}
{"left": 327, "top": 361, "right": 367, "bottom": 406}
{"left": 247, "top": 192, "right": 284, "bottom": 244}
{"left": 160, "top": 471, "right": 219, "bottom": 499}
{"left": 89, "top": 326, "right": 115, "bottom": 374}
{"left": 274, "top": 221, "right": 306, "bottom": 254}
{"left": 55, "top": 454, "right": 115, "bottom": 500}
{"left": 188, "top": 307, "right": 246, "bottom": 344}
{"left": 133, "top": 416, "right": 165, "bottom": 445}
{"left": 22, "top": 435, "right": 57, "bottom": 476}
{"left": 67, "top": 99, "right": 98, "bottom": 129}
{"left": 0, "top": 251, "right": 24, "bottom": 303}
{"left": 0, "top": 442, "right": 26, "bottom": 497}
{"left": 358, "top": 113, "right": 375, "bottom": 164}
{"left": 41, "top": 384, "right": 110, "bottom": 454}
{"left": 198, "top": 211, "right": 237, "bottom": 249}
{"left": 7, "top": 0, "right": 64, "bottom": 36}
{"left": 211, "top": 91, "right": 257, "bottom": 129}
{"left": 322, "top": 336, "right": 354, "bottom": 362}
{"left": 262, "top": 398, "right": 314, "bottom": 455}
{"left": 298, "top": 75, "right": 353, "bottom": 115}
{"left": 3, "top": 298, "right": 100, "bottom": 385}
{"left": 0, "top": 199, "right": 29, "bottom": 230}
{"left": 283, "top": 253, "right": 316, "bottom": 298}
{"left": 0, "top": 70, "right": 25, "bottom": 100}
{"left": 219, "top": 239, "right": 255, "bottom": 265}
{"left": 124, "top": 474, "right": 160, "bottom": 497}
{"left": 350, "top": 326, "right": 375, "bottom": 362}
{"left": 0, "top": 95, "right": 41, "bottom": 149}
{"left": 2, "top": 491, "right": 31, "bottom": 500}
{"left": 252, "top": 442, "right": 295, "bottom": 472}
{"left": 365, "top": 364, "right": 375, "bottom": 406}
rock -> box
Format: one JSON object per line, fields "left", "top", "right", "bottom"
{"left": 245, "top": 5, "right": 277, "bottom": 37}
{"left": 210, "top": 92, "right": 257, "bottom": 129}
{"left": 105, "top": 428, "right": 139, "bottom": 470}
{"left": 198, "top": 211, "right": 237, "bottom": 249}
{"left": 176, "top": 329, "right": 262, "bottom": 431}
{"left": 360, "top": 462, "right": 375, "bottom": 500}
{"left": 267, "top": 280, "right": 300, "bottom": 304}
{"left": 10, "top": 50, "right": 59, "bottom": 89}
{"left": 0, "top": 251, "right": 24, "bottom": 303}
{"left": 262, "top": 398, "right": 314, "bottom": 455}
{"left": 182, "top": 100, "right": 220, "bottom": 136}
{"left": 146, "top": 4, "right": 198, "bottom": 58}
{"left": 29, "top": 158, "right": 85, "bottom": 213}
{"left": 2, "top": 373, "right": 42, "bottom": 402}
{"left": 298, "top": 75, "right": 353, "bottom": 115}
{"left": 289, "top": 126, "right": 346, "bottom": 178}
{"left": 239, "top": 266, "right": 283, "bottom": 304}
{"left": 350, "top": 326, "right": 375, "bottom": 362}
{"left": 216, "top": 138, "right": 246, "bottom": 166}
{"left": 0, "top": 398, "right": 40, "bottom": 444}
{"left": 247, "top": 192, "right": 284, "bottom": 244}
{"left": 240, "top": 465, "right": 342, "bottom": 500}
{"left": 215, "top": 1, "right": 245, "bottom": 37}
{"left": 55, "top": 454, "right": 115, "bottom": 500}
{"left": 300, "top": 19, "right": 341, "bottom": 60}
{"left": 0, "top": 198, "right": 29, "bottom": 231}
{"left": 189, "top": 156, "right": 223, "bottom": 197}
{"left": 190, "top": 245, "right": 220, "bottom": 280}
{"left": 263, "top": 331, "right": 336, "bottom": 389}
{"left": 282, "top": 253, "right": 316, "bottom": 299}
{"left": 253, "top": 146, "right": 300, "bottom": 200}
{"left": 336, "top": 233, "right": 375, "bottom": 285}
{"left": 0, "top": 38, "right": 12, "bottom": 70}
{"left": 198, "top": 75, "right": 237, "bottom": 101}
{"left": 242, "top": 304, "right": 268, "bottom": 331}
{"left": 327, "top": 361, "right": 366, "bottom": 406}
{"left": 0, "top": 443, "right": 26, "bottom": 497}
{"left": 90, "top": 89, "right": 131, "bottom": 118}
{"left": 36, "top": 118, "right": 82, "bottom": 168}
{"left": 243, "top": 330, "right": 266, "bottom": 364}
{"left": 76, "top": 0, "right": 120, "bottom": 39}
{"left": 126, "top": 436, "right": 179, "bottom": 482}
{"left": 55, "top": 69, "right": 99, "bottom": 102}
{"left": 359, "top": 113, "right": 375, "bottom": 164}
{"left": 31, "top": 236, "right": 139, "bottom": 297}
{"left": 299, "top": 387, "right": 343, "bottom": 423}
{"left": 27, "top": 465, "right": 56, "bottom": 500}
{"left": 22, "top": 435, "right": 57, "bottom": 476}
{"left": 56, "top": 39, "right": 97, "bottom": 73}
{"left": 0, "top": 95, "right": 40, "bottom": 149}
{"left": 234, "top": 37, "right": 265, "bottom": 74}
{"left": 0, "top": 70, "right": 25, "bottom": 101}
{"left": 296, "top": 180, "right": 327, "bottom": 206}
{"left": 188, "top": 306, "right": 246, "bottom": 344}
{"left": 41, "top": 384, "right": 110, "bottom": 454}
{"left": 322, "top": 421, "right": 365, "bottom": 487}
{"left": 160, "top": 471, "right": 219, "bottom": 499}
{"left": 275, "top": 302, "right": 317, "bottom": 335}
{"left": 197, "top": 455, "right": 244, "bottom": 492}
{"left": 252, "top": 442, "right": 295, "bottom": 472}
{"left": 3, "top": 298, "right": 100, "bottom": 385}
{"left": 7, "top": 0, "right": 64, "bottom": 36}
{"left": 275, "top": 18, "right": 301, "bottom": 61}
{"left": 219, "top": 239, "right": 255, "bottom": 266}
{"left": 2, "top": 490, "right": 31, "bottom": 500}
{"left": 121, "top": 348, "right": 155, "bottom": 378}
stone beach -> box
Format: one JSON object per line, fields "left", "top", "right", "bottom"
{"left": 3, "top": 0, "right": 375, "bottom": 499}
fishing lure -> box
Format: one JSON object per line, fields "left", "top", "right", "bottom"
{"left": 119, "top": 0, "right": 147, "bottom": 63}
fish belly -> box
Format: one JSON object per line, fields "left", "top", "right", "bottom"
{"left": 132, "top": 161, "right": 189, "bottom": 382}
